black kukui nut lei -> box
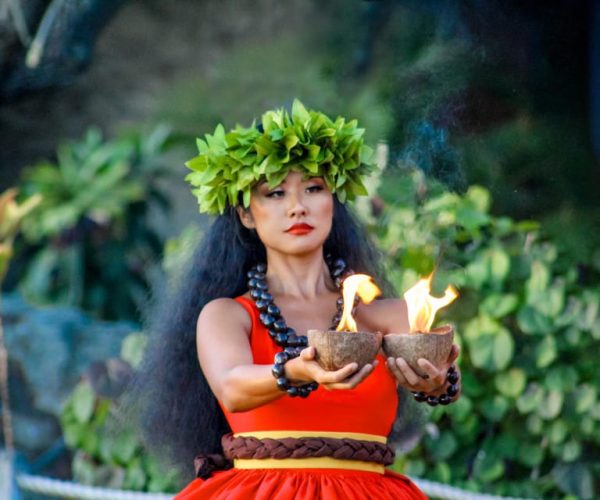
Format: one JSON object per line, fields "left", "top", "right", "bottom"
{"left": 247, "top": 257, "right": 356, "bottom": 398}
{"left": 412, "top": 365, "right": 460, "bottom": 406}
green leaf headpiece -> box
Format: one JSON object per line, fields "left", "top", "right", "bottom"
{"left": 185, "top": 99, "right": 376, "bottom": 214}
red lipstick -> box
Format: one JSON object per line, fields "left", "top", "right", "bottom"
{"left": 285, "top": 223, "right": 314, "bottom": 235}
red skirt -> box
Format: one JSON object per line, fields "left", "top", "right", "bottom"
{"left": 175, "top": 468, "right": 427, "bottom": 499}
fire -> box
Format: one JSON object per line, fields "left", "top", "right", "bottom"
{"left": 403, "top": 273, "right": 458, "bottom": 333}
{"left": 336, "top": 274, "right": 381, "bottom": 332}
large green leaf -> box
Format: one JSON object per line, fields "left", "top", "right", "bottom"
{"left": 495, "top": 368, "right": 526, "bottom": 398}
{"left": 517, "top": 305, "right": 553, "bottom": 335}
{"left": 465, "top": 315, "right": 514, "bottom": 371}
{"left": 480, "top": 293, "right": 519, "bottom": 319}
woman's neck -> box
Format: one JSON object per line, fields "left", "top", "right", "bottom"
{"left": 264, "top": 251, "right": 335, "bottom": 300}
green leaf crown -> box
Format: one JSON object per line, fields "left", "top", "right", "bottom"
{"left": 185, "top": 99, "right": 376, "bottom": 214}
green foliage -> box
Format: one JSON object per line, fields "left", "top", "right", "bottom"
{"left": 185, "top": 99, "right": 375, "bottom": 214}
{"left": 16, "top": 126, "right": 174, "bottom": 321}
{"left": 374, "top": 170, "right": 600, "bottom": 499}
{"left": 60, "top": 333, "right": 179, "bottom": 493}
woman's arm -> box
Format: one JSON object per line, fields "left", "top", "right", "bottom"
{"left": 197, "top": 298, "right": 377, "bottom": 413}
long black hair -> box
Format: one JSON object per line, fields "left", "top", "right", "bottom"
{"left": 135, "top": 199, "right": 415, "bottom": 477}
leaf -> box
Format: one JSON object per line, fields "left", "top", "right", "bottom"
{"left": 112, "top": 431, "right": 138, "bottom": 465}
{"left": 425, "top": 431, "right": 457, "bottom": 461}
{"left": 455, "top": 204, "right": 490, "bottom": 232}
{"left": 464, "top": 316, "right": 514, "bottom": 371}
{"left": 473, "top": 450, "right": 504, "bottom": 482}
{"left": 495, "top": 368, "right": 526, "bottom": 398}
{"left": 480, "top": 294, "right": 519, "bottom": 318}
{"left": 560, "top": 440, "right": 582, "bottom": 462}
{"left": 291, "top": 99, "right": 310, "bottom": 124}
{"left": 517, "top": 442, "right": 544, "bottom": 467}
{"left": 517, "top": 305, "right": 553, "bottom": 335}
{"left": 537, "top": 390, "right": 563, "bottom": 420}
{"left": 575, "top": 385, "right": 596, "bottom": 414}
{"left": 517, "top": 383, "right": 544, "bottom": 414}
{"left": 466, "top": 185, "right": 491, "bottom": 212}
{"left": 123, "top": 458, "right": 146, "bottom": 491}
{"left": 544, "top": 366, "right": 578, "bottom": 392}
{"left": 71, "top": 382, "right": 96, "bottom": 424}
{"left": 526, "top": 260, "right": 550, "bottom": 301}
{"left": 432, "top": 462, "right": 452, "bottom": 484}
{"left": 481, "top": 395, "right": 509, "bottom": 421}
{"left": 552, "top": 463, "right": 595, "bottom": 499}
{"left": 488, "top": 248, "right": 510, "bottom": 285}
{"left": 525, "top": 414, "right": 543, "bottom": 435}
{"left": 548, "top": 420, "right": 568, "bottom": 445}
{"left": 535, "top": 336, "right": 557, "bottom": 368}
{"left": 120, "top": 333, "right": 148, "bottom": 369}
{"left": 448, "top": 394, "right": 473, "bottom": 422}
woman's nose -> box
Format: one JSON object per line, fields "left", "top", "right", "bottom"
{"left": 287, "top": 193, "right": 307, "bottom": 217}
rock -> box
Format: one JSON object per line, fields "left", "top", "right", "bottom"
{"left": 1, "top": 293, "right": 135, "bottom": 453}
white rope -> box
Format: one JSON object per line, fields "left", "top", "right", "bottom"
{"left": 16, "top": 474, "right": 174, "bottom": 500}
{"left": 17, "top": 473, "right": 536, "bottom": 500}
{"left": 411, "top": 477, "right": 535, "bottom": 500}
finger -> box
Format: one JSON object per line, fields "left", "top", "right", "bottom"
{"left": 387, "top": 357, "right": 409, "bottom": 386}
{"left": 417, "top": 359, "right": 446, "bottom": 386}
{"left": 317, "top": 362, "right": 359, "bottom": 384}
{"left": 395, "top": 358, "right": 421, "bottom": 386}
{"left": 447, "top": 344, "right": 460, "bottom": 364}
{"left": 326, "top": 363, "right": 374, "bottom": 390}
{"left": 345, "top": 363, "right": 375, "bottom": 387}
{"left": 300, "top": 346, "right": 316, "bottom": 360}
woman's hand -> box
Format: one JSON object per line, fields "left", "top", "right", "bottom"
{"left": 286, "top": 346, "right": 377, "bottom": 391}
{"left": 387, "top": 344, "right": 460, "bottom": 396}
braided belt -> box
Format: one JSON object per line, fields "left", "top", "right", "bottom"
{"left": 194, "top": 432, "right": 395, "bottom": 479}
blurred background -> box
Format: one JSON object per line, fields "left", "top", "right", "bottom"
{"left": 1, "top": 0, "right": 599, "bottom": 498}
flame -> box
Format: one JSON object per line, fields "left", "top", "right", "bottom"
{"left": 403, "top": 273, "right": 458, "bottom": 333}
{"left": 336, "top": 274, "right": 381, "bottom": 332}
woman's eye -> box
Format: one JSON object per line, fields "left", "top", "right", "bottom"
{"left": 306, "top": 185, "right": 324, "bottom": 193}
{"left": 266, "top": 190, "right": 284, "bottom": 198}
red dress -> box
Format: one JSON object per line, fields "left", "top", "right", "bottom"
{"left": 176, "top": 297, "right": 427, "bottom": 499}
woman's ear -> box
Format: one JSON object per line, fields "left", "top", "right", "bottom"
{"left": 236, "top": 205, "right": 256, "bottom": 229}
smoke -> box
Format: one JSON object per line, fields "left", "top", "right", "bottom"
{"left": 400, "top": 120, "right": 467, "bottom": 193}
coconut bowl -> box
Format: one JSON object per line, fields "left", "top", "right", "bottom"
{"left": 307, "top": 329, "right": 382, "bottom": 371}
{"left": 382, "top": 325, "right": 454, "bottom": 377}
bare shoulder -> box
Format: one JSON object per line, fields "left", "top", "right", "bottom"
{"left": 357, "top": 297, "right": 409, "bottom": 334}
{"left": 197, "top": 297, "right": 252, "bottom": 338}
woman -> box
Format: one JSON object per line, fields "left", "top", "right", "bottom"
{"left": 138, "top": 101, "right": 460, "bottom": 499}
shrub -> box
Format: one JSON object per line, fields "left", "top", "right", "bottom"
{"left": 376, "top": 169, "right": 600, "bottom": 499}
{"left": 61, "top": 333, "right": 180, "bottom": 493}
{"left": 15, "top": 126, "right": 174, "bottom": 321}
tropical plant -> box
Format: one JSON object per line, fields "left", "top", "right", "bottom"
{"left": 375, "top": 169, "right": 600, "bottom": 499}
{"left": 15, "top": 125, "right": 174, "bottom": 321}
{"left": 61, "top": 332, "right": 180, "bottom": 493}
